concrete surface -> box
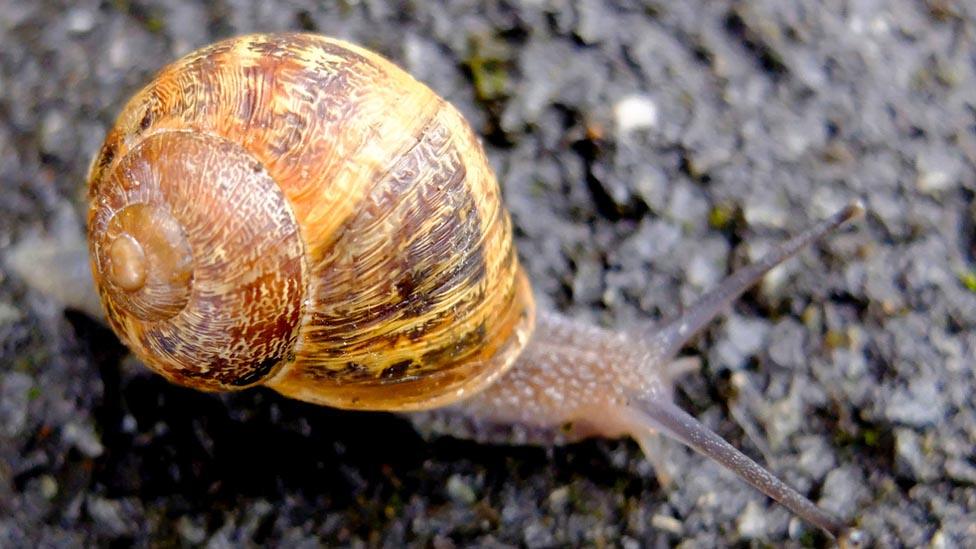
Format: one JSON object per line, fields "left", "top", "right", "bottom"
{"left": 1, "top": 0, "right": 974, "bottom": 546}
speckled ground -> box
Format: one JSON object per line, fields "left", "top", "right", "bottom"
{"left": 2, "top": 1, "right": 975, "bottom": 547}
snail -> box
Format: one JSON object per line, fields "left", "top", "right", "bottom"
{"left": 80, "top": 33, "right": 864, "bottom": 543}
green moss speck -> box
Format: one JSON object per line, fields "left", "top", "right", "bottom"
{"left": 708, "top": 204, "right": 737, "bottom": 230}
{"left": 144, "top": 16, "right": 165, "bottom": 33}
{"left": 824, "top": 329, "right": 850, "bottom": 350}
{"left": 465, "top": 35, "right": 511, "bottom": 102}
{"left": 862, "top": 429, "right": 880, "bottom": 447}
{"left": 959, "top": 271, "right": 976, "bottom": 293}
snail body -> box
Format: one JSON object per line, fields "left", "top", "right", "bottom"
{"left": 86, "top": 34, "right": 863, "bottom": 543}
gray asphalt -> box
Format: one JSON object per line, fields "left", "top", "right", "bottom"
{"left": 1, "top": 1, "right": 973, "bottom": 546}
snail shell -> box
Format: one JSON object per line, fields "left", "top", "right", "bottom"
{"left": 87, "top": 33, "right": 535, "bottom": 411}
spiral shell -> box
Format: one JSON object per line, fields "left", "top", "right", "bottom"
{"left": 87, "top": 33, "right": 535, "bottom": 411}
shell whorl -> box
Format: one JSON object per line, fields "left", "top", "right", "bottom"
{"left": 87, "top": 33, "right": 534, "bottom": 410}
{"left": 88, "top": 130, "right": 306, "bottom": 390}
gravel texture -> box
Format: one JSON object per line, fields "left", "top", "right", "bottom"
{"left": 2, "top": 0, "right": 974, "bottom": 546}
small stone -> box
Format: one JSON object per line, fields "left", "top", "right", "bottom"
{"left": 711, "top": 314, "right": 770, "bottom": 370}
{"left": 915, "top": 148, "right": 961, "bottom": 195}
{"left": 618, "top": 219, "right": 681, "bottom": 263}
{"left": 65, "top": 7, "right": 96, "bottom": 33}
{"left": 3, "top": 202, "right": 105, "bottom": 319}
{"left": 810, "top": 187, "right": 850, "bottom": 221}
{"left": 240, "top": 500, "right": 273, "bottom": 537}
{"left": 687, "top": 254, "right": 718, "bottom": 289}
{"left": 62, "top": 421, "right": 105, "bottom": 458}
{"left": 572, "top": 255, "right": 604, "bottom": 304}
{"left": 632, "top": 165, "right": 669, "bottom": 213}
{"left": 666, "top": 183, "right": 708, "bottom": 226}
{"left": 523, "top": 519, "right": 555, "bottom": 548}
{"left": 686, "top": 144, "right": 733, "bottom": 177}
{"left": 867, "top": 192, "right": 910, "bottom": 239}
{"left": 620, "top": 536, "right": 641, "bottom": 549}
{"left": 743, "top": 199, "right": 789, "bottom": 229}
{"left": 727, "top": 315, "right": 771, "bottom": 355}
{"left": 766, "top": 385, "right": 804, "bottom": 445}
{"left": 39, "top": 475, "right": 58, "bottom": 500}
{"left": 614, "top": 94, "right": 658, "bottom": 135}
{"left": 885, "top": 376, "right": 946, "bottom": 427}
{"left": 737, "top": 500, "right": 767, "bottom": 539}
{"left": 547, "top": 486, "right": 570, "bottom": 511}
{"left": 650, "top": 514, "right": 683, "bottom": 535}
{"left": 575, "top": 0, "right": 614, "bottom": 44}
{"left": 863, "top": 251, "right": 906, "bottom": 313}
{"left": 0, "top": 301, "right": 21, "bottom": 326}
{"left": 894, "top": 428, "right": 935, "bottom": 481}
{"left": 39, "top": 110, "right": 70, "bottom": 158}
{"left": 177, "top": 516, "right": 207, "bottom": 545}
{"left": 767, "top": 320, "right": 806, "bottom": 370}
{"left": 590, "top": 158, "right": 637, "bottom": 209}
{"left": 685, "top": 237, "right": 729, "bottom": 289}
{"left": 747, "top": 240, "right": 792, "bottom": 300}
{"left": 796, "top": 436, "right": 837, "bottom": 481}
{"left": 945, "top": 458, "right": 976, "bottom": 484}
{"left": 445, "top": 474, "right": 476, "bottom": 505}
{"left": 87, "top": 497, "right": 136, "bottom": 538}
{"left": 0, "top": 372, "right": 33, "bottom": 437}
{"left": 818, "top": 466, "right": 867, "bottom": 520}
{"left": 782, "top": 127, "right": 812, "bottom": 157}
{"left": 206, "top": 524, "right": 234, "bottom": 549}
{"left": 833, "top": 347, "right": 868, "bottom": 380}
{"left": 108, "top": 31, "right": 134, "bottom": 70}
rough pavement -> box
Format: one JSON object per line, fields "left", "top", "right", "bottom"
{"left": 1, "top": 1, "right": 974, "bottom": 546}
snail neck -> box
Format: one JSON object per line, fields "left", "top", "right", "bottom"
{"left": 408, "top": 309, "right": 673, "bottom": 445}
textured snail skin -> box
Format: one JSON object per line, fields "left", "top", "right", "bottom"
{"left": 87, "top": 33, "right": 534, "bottom": 411}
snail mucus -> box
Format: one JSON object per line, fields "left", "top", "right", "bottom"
{"left": 76, "top": 33, "right": 865, "bottom": 543}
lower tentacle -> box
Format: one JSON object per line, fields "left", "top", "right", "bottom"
{"left": 619, "top": 394, "right": 864, "bottom": 544}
